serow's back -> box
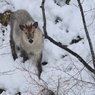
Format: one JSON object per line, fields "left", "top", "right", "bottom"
{"left": 10, "top": 9, "right": 34, "bottom": 25}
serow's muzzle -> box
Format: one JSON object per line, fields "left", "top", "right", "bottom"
{"left": 29, "top": 39, "right": 33, "bottom": 43}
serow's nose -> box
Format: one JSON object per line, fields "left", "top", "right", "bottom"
{"left": 29, "top": 39, "right": 33, "bottom": 43}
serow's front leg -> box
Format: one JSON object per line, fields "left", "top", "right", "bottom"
{"left": 35, "top": 53, "right": 42, "bottom": 79}
{"left": 21, "top": 49, "right": 29, "bottom": 63}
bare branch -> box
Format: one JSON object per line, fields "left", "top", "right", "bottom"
{"left": 77, "top": 0, "right": 95, "bottom": 69}
{"left": 57, "top": 78, "right": 60, "bottom": 95}
{"left": 41, "top": 0, "right": 95, "bottom": 74}
{"left": 0, "top": 70, "right": 15, "bottom": 76}
{"left": 40, "top": 0, "right": 47, "bottom": 37}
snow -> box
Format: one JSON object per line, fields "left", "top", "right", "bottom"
{"left": 0, "top": 0, "right": 95, "bottom": 95}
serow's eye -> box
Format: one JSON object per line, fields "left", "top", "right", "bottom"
{"left": 25, "top": 32, "right": 27, "bottom": 34}
{"left": 32, "top": 31, "right": 34, "bottom": 36}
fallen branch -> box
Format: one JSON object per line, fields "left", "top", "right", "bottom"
{"left": 41, "top": 0, "right": 95, "bottom": 74}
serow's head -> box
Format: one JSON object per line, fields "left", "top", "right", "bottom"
{"left": 19, "top": 22, "right": 38, "bottom": 44}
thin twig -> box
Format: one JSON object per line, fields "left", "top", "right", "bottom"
{"left": 41, "top": 0, "right": 95, "bottom": 74}
{"left": 57, "top": 78, "right": 60, "bottom": 95}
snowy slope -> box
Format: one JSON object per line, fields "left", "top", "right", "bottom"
{"left": 0, "top": 0, "right": 95, "bottom": 95}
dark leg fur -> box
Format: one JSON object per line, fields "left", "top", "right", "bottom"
{"left": 37, "top": 62, "right": 42, "bottom": 79}
{"left": 21, "top": 49, "right": 29, "bottom": 63}
{"left": 10, "top": 40, "right": 18, "bottom": 60}
{"left": 10, "top": 27, "right": 18, "bottom": 60}
{"left": 36, "top": 53, "right": 42, "bottom": 79}
{"left": 17, "top": 46, "right": 20, "bottom": 51}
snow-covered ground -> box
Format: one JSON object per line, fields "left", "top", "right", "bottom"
{"left": 0, "top": 0, "right": 95, "bottom": 95}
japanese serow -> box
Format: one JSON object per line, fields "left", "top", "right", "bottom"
{"left": 10, "top": 9, "right": 43, "bottom": 79}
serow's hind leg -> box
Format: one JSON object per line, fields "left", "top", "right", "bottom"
{"left": 10, "top": 40, "right": 18, "bottom": 60}
{"left": 35, "top": 53, "right": 42, "bottom": 79}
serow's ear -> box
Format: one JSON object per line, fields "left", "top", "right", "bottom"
{"left": 19, "top": 25, "right": 25, "bottom": 30}
{"left": 33, "top": 22, "right": 38, "bottom": 28}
